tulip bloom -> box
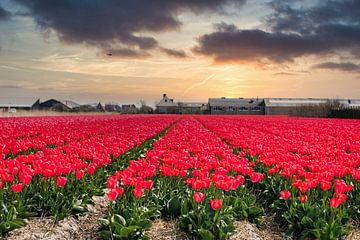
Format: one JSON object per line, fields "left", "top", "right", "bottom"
{"left": 107, "top": 176, "right": 118, "bottom": 189}
{"left": 108, "top": 190, "right": 118, "bottom": 201}
{"left": 320, "top": 181, "right": 332, "bottom": 191}
{"left": 193, "top": 192, "right": 205, "bottom": 203}
{"left": 19, "top": 173, "right": 32, "bottom": 185}
{"left": 299, "top": 195, "right": 308, "bottom": 203}
{"left": 86, "top": 164, "right": 97, "bottom": 175}
{"left": 134, "top": 188, "right": 143, "bottom": 198}
{"left": 115, "top": 187, "right": 124, "bottom": 196}
{"left": 76, "top": 170, "right": 85, "bottom": 180}
{"left": 11, "top": 183, "right": 24, "bottom": 193}
{"left": 210, "top": 199, "right": 222, "bottom": 210}
{"left": 57, "top": 176, "right": 67, "bottom": 187}
{"left": 280, "top": 190, "right": 291, "bottom": 200}
{"left": 250, "top": 172, "right": 264, "bottom": 183}
{"left": 330, "top": 198, "right": 341, "bottom": 208}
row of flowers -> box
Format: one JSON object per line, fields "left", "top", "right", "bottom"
{"left": 196, "top": 115, "right": 360, "bottom": 239}
{"left": 103, "top": 116, "right": 265, "bottom": 239}
{"left": 2, "top": 114, "right": 359, "bottom": 239}
{"left": 0, "top": 114, "right": 178, "bottom": 235}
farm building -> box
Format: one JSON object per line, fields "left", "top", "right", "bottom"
{"left": 105, "top": 103, "right": 121, "bottom": 112}
{"left": 0, "top": 98, "right": 39, "bottom": 112}
{"left": 264, "top": 98, "right": 327, "bottom": 115}
{"left": 208, "top": 97, "right": 264, "bottom": 115}
{"left": 156, "top": 94, "right": 208, "bottom": 114}
{"left": 178, "top": 102, "right": 208, "bottom": 114}
{"left": 156, "top": 94, "right": 178, "bottom": 114}
{"left": 33, "top": 99, "right": 80, "bottom": 112}
{"left": 121, "top": 104, "right": 137, "bottom": 114}
{"left": 264, "top": 98, "right": 360, "bottom": 115}
{"left": 339, "top": 99, "right": 360, "bottom": 108}
{"left": 79, "top": 102, "right": 105, "bottom": 112}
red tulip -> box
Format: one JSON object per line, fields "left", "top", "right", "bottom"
{"left": 107, "top": 176, "right": 118, "bottom": 189}
{"left": 19, "top": 173, "right": 32, "bottom": 185}
{"left": 56, "top": 176, "right": 67, "bottom": 187}
{"left": 280, "top": 190, "right": 291, "bottom": 200}
{"left": 193, "top": 192, "right": 205, "bottom": 203}
{"left": 250, "top": 172, "right": 264, "bottom": 183}
{"left": 76, "top": 170, "right": 85, "bottom": 180}
{"left": 299, "top": 195, "right": 308, "bottom": 203}
{"left": 320, "top": 181, "right": 332, "bottom": 191}
{"left": 330, "top": 197, "right": 340, "bottom": 208}
{"left": 108, "top": 190, "right": 118, "bottom": 201}
{"left": 115, "top": 187, "right": 124, "bottom": 196}
{"left": 142, "top": 180, "right": 153, "bottom": 190}
{"left": 11, "top": 183, "right": 24, "bottom": 193}
{"left": 134, "top": 188, "right": 143, "bottom": 198}
{"left": 210, "top": 199, "right": 222, "bottom": 210}
{"left": 86, "top": 164, "right": 97, "bottom": 175}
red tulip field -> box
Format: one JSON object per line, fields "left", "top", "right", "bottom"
{"left": 1, "top": 114, "right": 360, "bottom": 239}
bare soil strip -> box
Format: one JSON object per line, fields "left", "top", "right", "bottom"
{"left": 6, "top": 195, "right": 108, "bottom": 240}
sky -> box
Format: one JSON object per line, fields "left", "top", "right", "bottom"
{"left": 0, "top": 0, "right": 360, "bottom": 105}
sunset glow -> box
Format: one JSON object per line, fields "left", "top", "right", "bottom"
{"left": 0, "top": 0, "right": 359, "bottom": 104}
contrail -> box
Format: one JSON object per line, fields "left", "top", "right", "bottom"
{"left": 183, "top": 66, "right": 234, "bottom": 95}
{"left": 183, "top": 74, "right": 215, "bottom": 94}
{"left": 0, "top": 65, "right": 33, "bottom": 73}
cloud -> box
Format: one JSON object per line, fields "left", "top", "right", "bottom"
{"left": 312, "top": 62, "right": 360, "bottom": 72}
{"left": 194, "top": 1, "right": 360, "bottom": 64}
{"left": 0, "top": 5, "right": 11, "bottom": 21}
{"left": 14, "top": 0, "right": 245, "bottom": 57}
{"left": 160, "top": 47, "right": 187, "bottom": 58}
{"left": 194, "top": 25, "right": 336, "bottom": 63}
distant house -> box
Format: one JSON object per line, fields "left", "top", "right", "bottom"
{"left": 264, "top": 98, "right": 360, "bottom": 115}
{"left": 34, "top": 99, "right": 80, "bottom": 112}
{"left": 155, "top": 94, "right": 207, "bottom": 114}
{"left": 178, "top": 102, "right": 208, "bottom": 114}
{"left": 208, "top": 97, "right": 264, "bottom": 115}
{"left": 156, "top": 94, "right": 178, "bottom": 114}
{"left": 79, "top": 102, "right": 105, "bottom": 112}
{"left": 339, "top": 99, "right": 360, "bottom": 108}
{"left": 121, "top": 104, "right": 137, "bottom": 114}
{"left": 105, "top": 103, "right": 121, "bottom": 112}
{"left": 0, "top": 98, "right": 39, "bottom": 112}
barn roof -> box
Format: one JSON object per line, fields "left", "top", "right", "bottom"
{"left": 208, "top": 98, "right": 263, "bottom": 107}
{"left": 57, "top": 99, "right": 80, "bottom": 109}
{"left": 156, "top": 94, "right": 177, "bottom": 107}
{"left": 264, "top": 98, "right": 360, "bottom": 107}
{"left": 180, "top": 102, "right": 207, "bottom": 107}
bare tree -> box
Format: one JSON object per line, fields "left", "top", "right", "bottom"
{"left": 139, "top": 100, "right": 154, "bottom": 114}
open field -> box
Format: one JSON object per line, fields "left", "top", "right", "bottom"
{"left": 1, "top": 114, "right": 360, "bottom": 239}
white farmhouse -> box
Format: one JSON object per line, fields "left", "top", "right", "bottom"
{"left": 156, "top": 94, "right": 178, "bottom": 113}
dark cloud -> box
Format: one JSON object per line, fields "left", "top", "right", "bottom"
{"left": 312, "top": 62, "right": 360, "bottom": 72}
{"left": 14, "top": 0, "right": 245, "bottom": 57}
{"left": 160, "top": 47, "right": 187, "bottom": 58}
{"left": 267, "top": 0, "right": 360, "bottom": 34}
{"left": 0, "top": 5, "right": 11, "bottom": 21}
{"left": 194, "top": 24, "right": 336, "bottom": 63}
{"left": 194, "top": 1, "right": 360, "bottom": 64}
